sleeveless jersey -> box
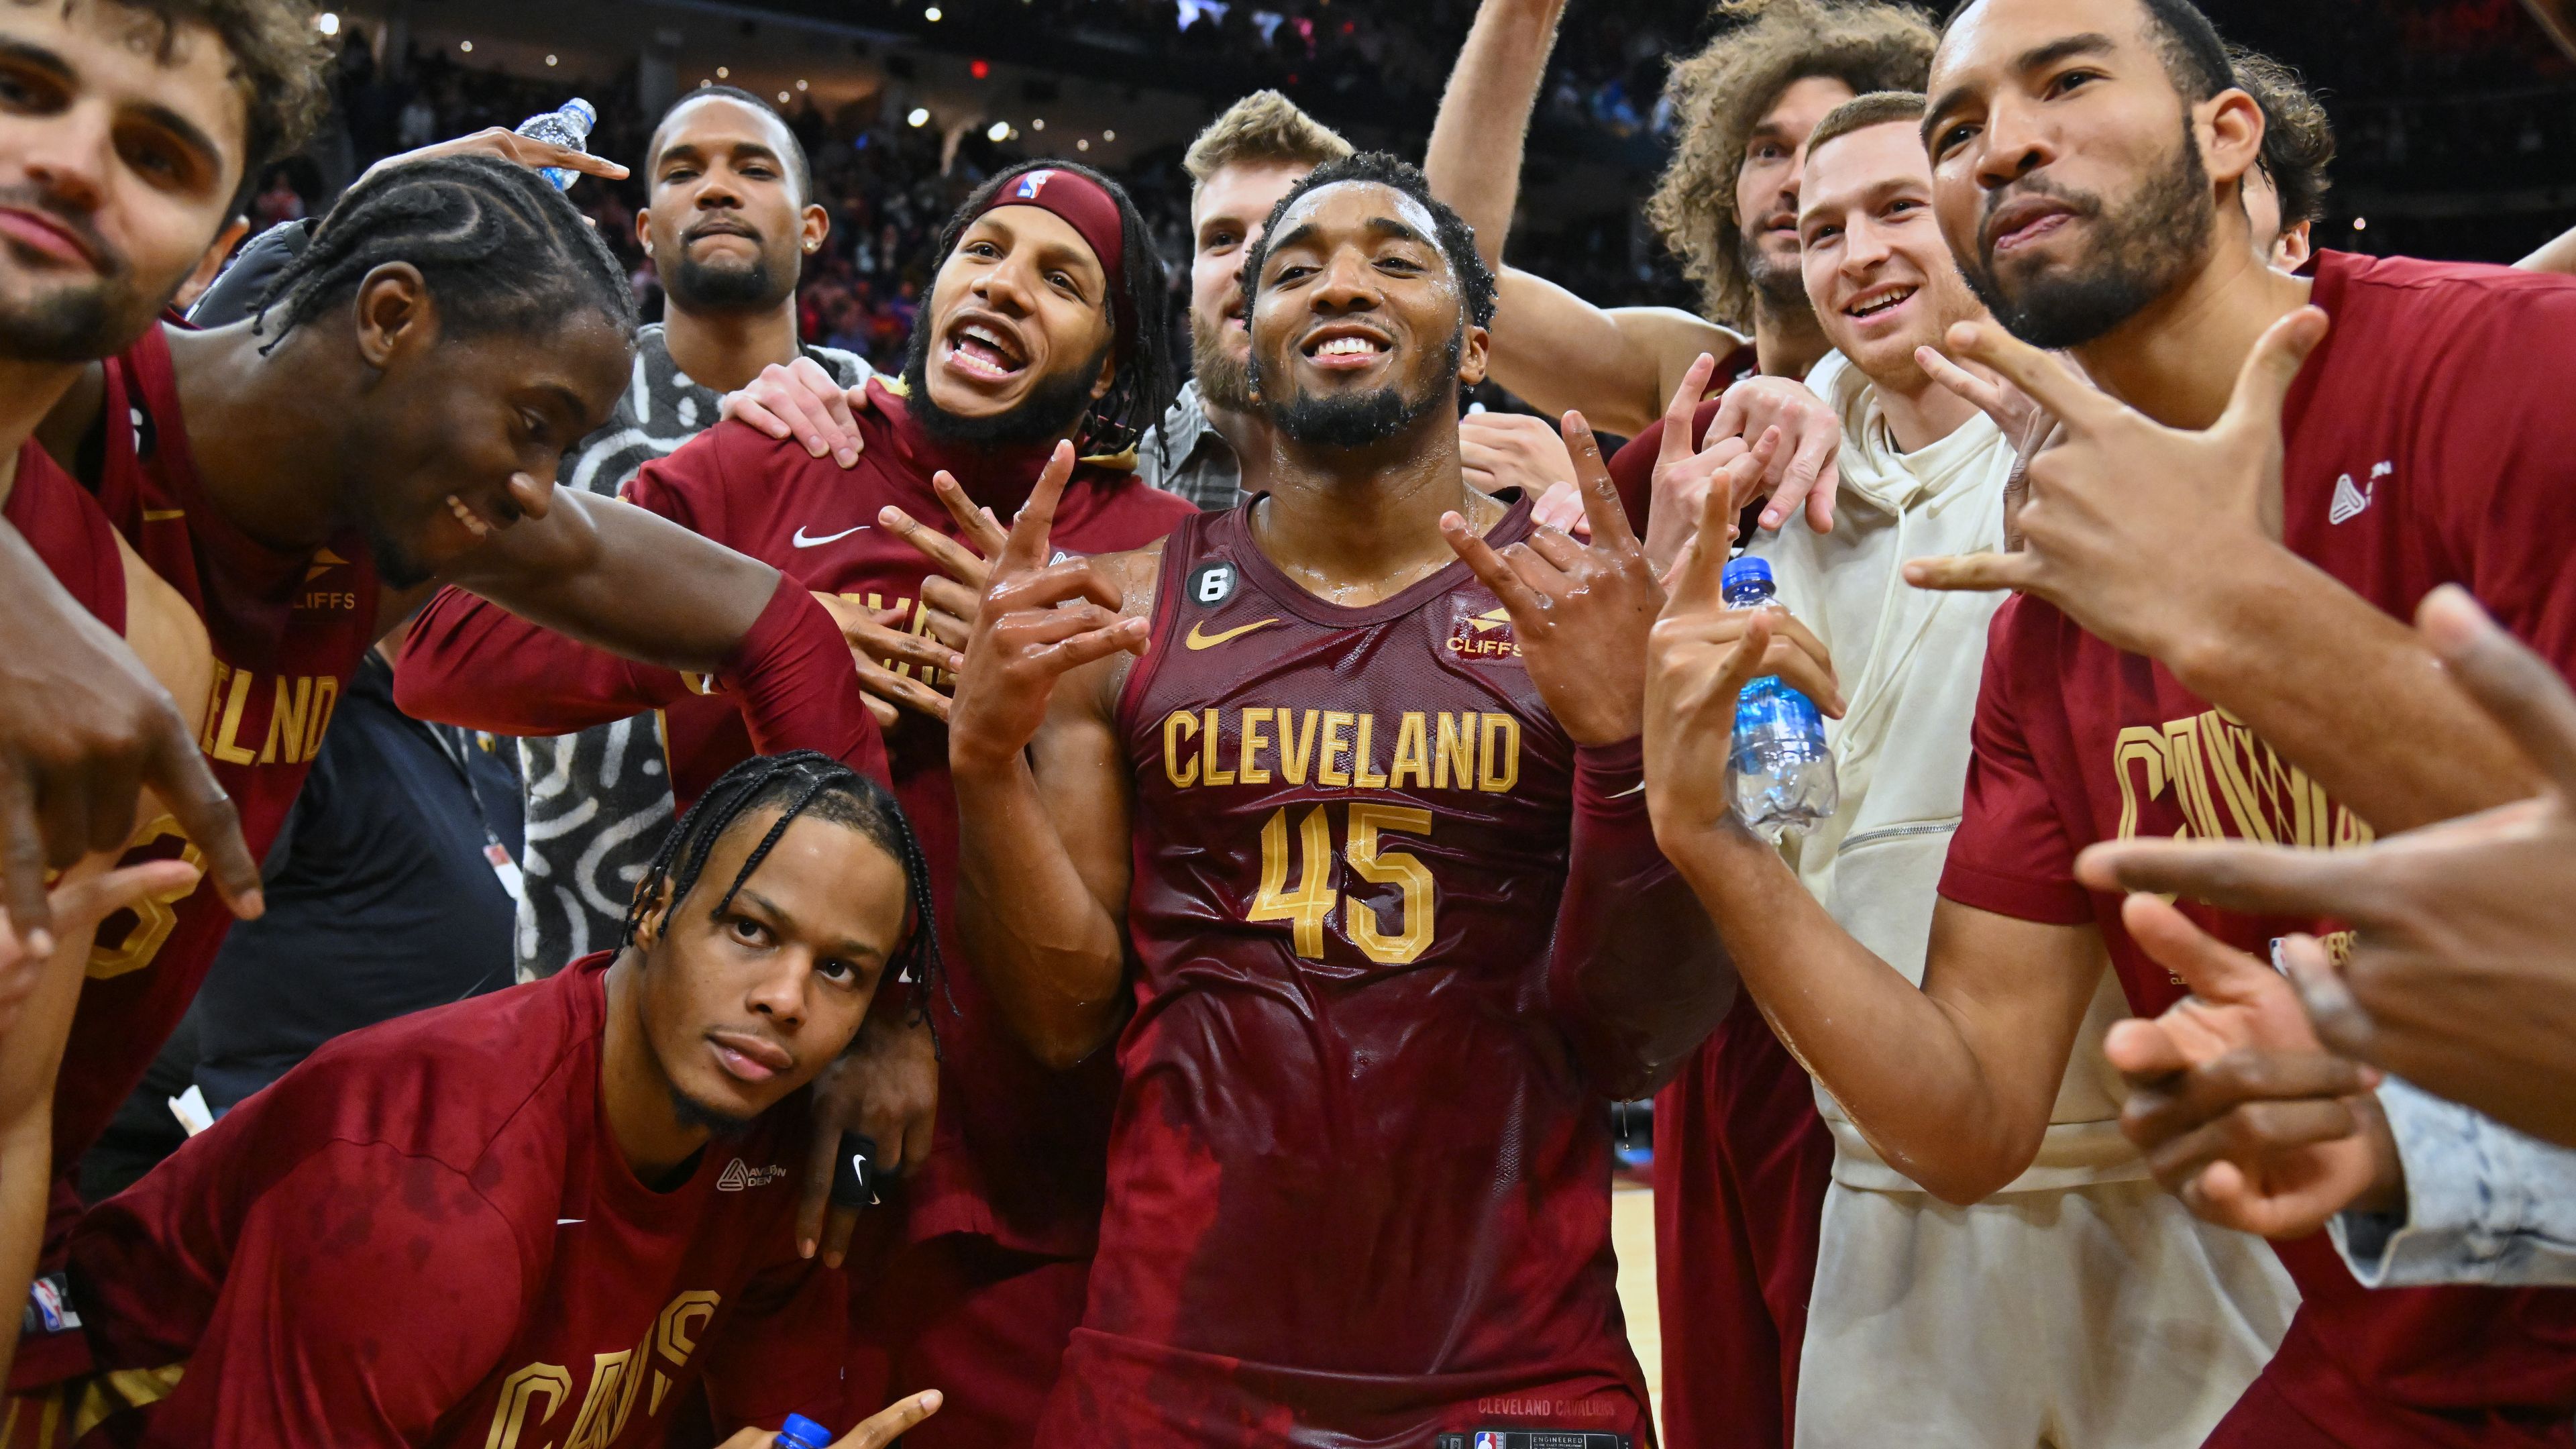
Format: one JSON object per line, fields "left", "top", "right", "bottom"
{"left": 5, "top": 439, "right": 125, "bottom": 634}
{"left": 1041, "top": 498, "right": 1650, "bottom": 1446}
{"left": 24, "top": 323, "right": 382, "bottom": 1360}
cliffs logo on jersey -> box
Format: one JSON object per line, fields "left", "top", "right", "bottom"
{"left": 2112, "top": 706, "right": 2374, "bottom": 852}
{"left": 715, "top": 1159, "right": 788, "bottom": 1191}
{"left": 1446, "top": 598, "right": 1519, "bottom": 662}
{"left": 296, "top": 547, "right": 361, "bottom": 612}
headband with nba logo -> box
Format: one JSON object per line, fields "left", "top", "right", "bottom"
{"left": 965, "top": 166, "right": 1135, "bottom": 354}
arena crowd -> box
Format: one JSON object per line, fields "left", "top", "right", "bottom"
{"left": 1, "top": 0, "right": 2575, "bottom": 1446}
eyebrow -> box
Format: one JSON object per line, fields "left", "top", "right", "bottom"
{"left": 1923, "top": 32, "right": 2118, "bottom": 147}
{"left": 659, "top": 140, "right": 784, "bottom": 173}
{"left": 735, "top": 885, "right": 881, "bottom": 961}
{"left": 0, "top": 38, "right": 223, "bottom": 183}
{"left": 1801, "top": 174, "right": 1924, "bottom": 229}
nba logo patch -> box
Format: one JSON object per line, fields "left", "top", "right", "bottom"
{"left": 1015, "top": 169, "right": 1057, "bottom": 199}
{"left": 1191, "top": 561, "right": 1236, "bottom": 606}
{"left": 1474, "top": 1434, "right": 1505, "bottom": 1449}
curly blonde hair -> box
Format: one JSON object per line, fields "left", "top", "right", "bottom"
{"left": 1646, "top": 0, "right": 1938, "bottom": 327}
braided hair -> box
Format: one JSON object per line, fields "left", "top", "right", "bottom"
{"left": 251, "top": 154, "right": 639, "bottom": 354}
{"left": 621, "top": 751, "right": 945, "bottom": 1040}
{"left": 911, "top": 157, "right": 1177, "bottom": 456}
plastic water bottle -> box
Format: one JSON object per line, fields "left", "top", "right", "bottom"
{"left": 775, "top": 1414, "right": 834, "bottom": 1449}
{"left": 1723, "top": 556, "right": 1838, "bottom": 842}
{"left": 514, "top": 97, "right": 597, "bottom": 191}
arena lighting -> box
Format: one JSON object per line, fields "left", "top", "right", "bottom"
{"left": 458, "top": 39, "right": 473, "bottom": 52}
{"left": 1076, "top": 138, "right": 1089, "bottom": 151}
{"left": 716, "top": 65, "right": 731, "bottom": 78}
{"left": 1102, "top": 128, "right": 1115, "bottom": 140}
{"left": 1032, "top": 117, "right": 1046, "bottom": 131}
{"left": 545, "top": 54, "right": 559, "bottom": 66}
{"left": 778, "top": 91, "right": 792, "bottom": 103}
{"left": 969, "top": 58, "right": 990, "bottom": 78}
{"left": 2355, "top": 216, "right": 2370, "bottom": 230}
{"left": 907, "top": 107, "right": 931, "bottom": 127}
{"left": 315, "top": 11, "right": 339, "bottom": 36}
{"left": 987, "top": 120, "right": 1010, "bottom": 142}
{"left": 797, "top": 78, "right": 810, "bottom": 91}
{"left": 926, "top": 5, "right": 944, "bottom": 19}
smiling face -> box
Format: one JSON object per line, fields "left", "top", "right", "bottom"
{"left": 0, "top": 0, "right": 247, "bottom": 364}
{"left": 1733, "top": 74, "right": 1857, "bottom": 320}
{"left": 907, "top": 203, "right": 1116, "bottom": 445}
{"left": 1799, "top": 118, "right": 1988, "bottom": 390}
{"left": 642, "top": 95, "right": 822, "bottom": 315}
{"left": 1188, "top": 158, "right": 1311, "bottom": 413}
{"left": 1924, "top": 0, "right": 2250, "bottom": 348}
{"left": 1246, "top": 178, "right": 1488, "bottom": 449}
{"left": 341, "top": 282, "right": 631, "bottom": 588}
{"left": 634, "top": 806, "right": 908, "bottom": 1132}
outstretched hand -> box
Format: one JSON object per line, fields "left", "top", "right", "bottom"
{"left": 1642, "top": 354, "right": 1762, "bottom": 575}
{"left": 0, "top": 855, "right": 203, "bottom": 1039}
{"left": 2101, "top": 893, "right": 2396, "bottom": 1240}
{"left": 2078, "top": 585, "right": 2576, "bottom": 1149}
{"left": 1439, "top": 413, "right": 1664, "bottom": 747}
{"left": 947, "top": 444, "right": 1145, "bottom": 775}
{"left": 356, "top": 127, "right": 629, "bottom": 193}
{"left": 1903, "top": 308, "right": 2326, "bottom": 659}
{"left": 1703, "top": 371, "right": 1842, "bottom": 536}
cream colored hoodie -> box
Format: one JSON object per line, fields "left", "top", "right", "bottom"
{"left": 1754, "top": 350, "right": 2143, "bottom": 1194}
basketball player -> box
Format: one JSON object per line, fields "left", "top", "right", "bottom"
{"left": 0, "top": 0, "right": 330, "bottom": 949}
{"left": 1645, "top": 90, "right": 2296, "bottom": 1446}
{"left": 27, "top": 753, "right": 945, "bottom": 1448}
{"left": 1644, "top": 0, "right": 2576, "bottom": 1442}
{"left": 12, "top": 154, "right": 887, "bottom": 1391}
{"left": 398, "top": 158, "right": 1193, "bottom": 1448}
{"left": 946, "top": 152, "right": 1733, "bottom": 1445}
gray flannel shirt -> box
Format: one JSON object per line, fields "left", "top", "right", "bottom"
{"left": 513, "top": 324, "right": 867, "bottom": 978}
{"left": 1134, "top": 378, "right": 1243, "bottom": 511}
{"left": 2331, "top": 1076, "right": 2576, "bottom": 1287}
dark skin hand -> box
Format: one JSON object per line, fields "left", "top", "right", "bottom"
{"left": 2082, "top": 586, "right": 2576, "bottom": 1151}
{"left": 2098, "top": 891, "right": 2400, "bottom": 1238}
{"left": 794, "top": 1007, "right": 941, "bottom": 1265}
{"left": 808, "top": 470, "right": 1011, "bottom": 731}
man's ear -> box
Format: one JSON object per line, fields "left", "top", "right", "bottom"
{"left": 629, "top": 875, "right": 677, "bottom": 952}
{"left": 1090, "top": 338, "right": 1118, "bottom": 403}
{"left": 352, "top": 262, "right": 435, "bottom": 370}
{"left": 636, "top": 205, "right": 656, "bottom": 264}
{"left": 173, "top": 218, "right": 251, "bottom": 314}
{"left": 800, "top": 202, "right": 830, "bottom": 260}
{"left": 1456, "top": 322, "right": 1492, "bottom": 390}
{"left": 2199, "top": 86, "right": 2266, "bottom": 202}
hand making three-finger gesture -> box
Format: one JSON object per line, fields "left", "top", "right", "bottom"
{"left": 947, "top": 443, "right": 1149, "bottom": 775}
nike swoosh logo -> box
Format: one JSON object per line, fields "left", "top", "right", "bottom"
{"left": 792, "top": 524, "right": 869, "bottom": 548}
{"left": 1185, "top": 618, "right": 1281, "bottom": 651}
{"left": 1611, "top": 782, "right": 1646, "bottom": 798}
{"left": 556, "top": 1218, "right": 583, "bottom": 1226}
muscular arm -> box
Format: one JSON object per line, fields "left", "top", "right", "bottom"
{"left": 1662, "top": 824, "right": 2107, "bottom": 1201}
{"left": 1422, "top": 0, "right": 1742, "bottom": 433}
{"left": 950, "top": 556, "right": 1152, "bottom": 1070}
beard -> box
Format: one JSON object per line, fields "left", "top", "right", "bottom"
{"left": 670, "top": 246, "right": 791, "bottom": 312}
{"left": 0, "top": 188, "right": 154, "bottom": 364}
{"left": 901, "top": 328, "right": 1112, "bottom": 449}
{"left": 1959, "top": 118, "right": 2215, "bottom": 350}
{"left": 1737, "top": 230, "right": 1812, "bottom": 321}
{"left": 669, "top": 1081, "right": 755, "bottom": 1140}
{"left": 1260, "top": 329, "right": 1462, "bottom": 448}
{"left": 1189, "top": 305, "right": 1253, "bottom": 413}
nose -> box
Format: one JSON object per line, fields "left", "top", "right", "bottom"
{"left": 504, "top": 471, "right": 553, "bottom": 523}
{"left": 1976, "top": 94, "right": 2054, "bottom": 192}
{"left": 1843, "top": 215, "right": 1896, "bottom": 275}
{"left": 1308, "top": 248, "right": 1383, "bottom": 315}
{"left": 745, "top": 953, "right": 810, "bottom": 1030}
{"left": 694, "top": 167, "right": 743, "bottom": 210}
{"left": 1776, "top": 154, "right": 1807, "bottom": 222}
{"left": 17, "top": 103, "right": 113, "bottom": 217}
{"left": 971, "top": 254, "right": 1036, "bottom": 317}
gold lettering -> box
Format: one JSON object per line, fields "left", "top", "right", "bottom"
{"left": 1250, "top": 806, "right": 1336, "bottom": 958}
{"left": 559, "top": 1349, "right": 637, "bottom": 1449}
{"left": 1350, "top": 714, "right": 1389, "bottom": 789}
{"left": 302, "top": 677, "right": 339, "bottom": 762}
{"left": 653, "top": 1289, "right": 720, "bottom": 1367}
{"left": 259, "top": 675, "right": 313, "bottom": 765}
{"left": 1345, "top": 804, "right": 1434, "bottom": 963}
{"left": 1478, "top": 713, "right": 1520, "bottom": 794}
{"left": 199, "top": 661, "right": 229, "bottom": 753}
{"left": 1435, "top": 712, "right": 1477, "bottom": 791}
{"left": 208, "top": 667, "right": 257, "bottom": 765}
{"left": 2112, "top": 726, "right": 2171, "bottom": 843}
{"left": 483, "top": 1362, "right": 572, "bottom": 1449}
{"left": 1163, "top": 710, "right": 1200, "bottom": 788}
{"left": 1201, "top": 708, "right": 1236, "bottom": 787}
{"left": 1318, "top": 712, "right": 1354, "bottom": 788}
{"left": 1238, "top": 708, "right": 1274, "bottom": 786}
{"left": 85, "top": 817, "right": 205, "bottom": 981}
{"left": 1389, "top": 712, "right": 1431, "bottom": 790}
{"left": 1278, "top": 708, "right": 1319, "bottom": 785}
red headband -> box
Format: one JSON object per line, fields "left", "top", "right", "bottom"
{"left": 967, "top": 167, "right": 1134, "bottom": 352}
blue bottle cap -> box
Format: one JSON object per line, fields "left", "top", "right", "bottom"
{"left": 776, "top": 1413, "right": 834, "bottom": 1449}
{"left": 1721, "top": 555, "right": 1772, "bottom": 589}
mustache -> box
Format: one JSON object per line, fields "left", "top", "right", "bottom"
{"left": 1980, "top": 176, "right": 2104, "bottom": 240}
{"left": 0, "top": 184, "right": 117, "bottom": 274}
{"left": 683, "top": 217, "right": 763, "bottom": 245}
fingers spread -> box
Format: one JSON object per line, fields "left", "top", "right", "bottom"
{"left": 151, "top": 727, "right": 260, "bottom": 920}
{"left": 2216, "top": 305, "right": 2330, "bottom": 449}
{"left": 2118, "top": 893, "right": 2288, "bottom": 1010}
{"left": 2071, "top": 837, "right": 2369, "bottom": 920}
{"left": 1902, "top": 551, "right": 2033, "bottom": 594}
{"left": 1441, "top": 512, "right": 1549, "bottom": 621}
{"left": 1943, "top": 320, "right": 2116, "bottom": 433}
{"left": 1561, "top": 411, "right": 1640, "bottom": 552}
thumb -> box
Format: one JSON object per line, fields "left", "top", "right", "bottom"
{"left": 2216, "top": 305, "right": 2328, "bottom": 447}
{"left": 2118, "top": 892, "right": 2282, "bottom": 1008}
{"left": 48, "top": 859, "right": 201, "bottom": 939}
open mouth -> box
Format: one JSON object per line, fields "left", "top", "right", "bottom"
{"left": 446, "top": 493, "right": 498, "bottom": 543}
{"left": 1300, "top": 325, "right": 1393, "bottom": 370}
{"left": 1987, "top": 196, "right": 2079, "bottom": 257}
{"left": 1843, "top": 284, "right": 1917, "bottom": 321}
{"left": 944, "top": 317, "right": 1028, "bottom": 380}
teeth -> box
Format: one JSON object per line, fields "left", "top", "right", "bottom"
{"left": 1313, "top": 335, "right": 1384, "bottom": 356}
{"left": 448, "top": 494, "right": 492, "bottom": 541}
{"left": 1848, "top": 288, "right": 1915, "bottom": 318}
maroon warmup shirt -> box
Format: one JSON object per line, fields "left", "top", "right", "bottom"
{"left": 399, "top": 382, "right": 1197, "bottom": 1256}
{"left": 1942, "top": 254, "right": 2576, "bottom": 1445}
{"left": 1040, "top": 498, "right": 1654, "bottom": 1446}
{"left": 62, "top": 954, "right": 845, "bottom": 1447}
{"left": 5, "top": 439, "right": 126, "bottom": 635}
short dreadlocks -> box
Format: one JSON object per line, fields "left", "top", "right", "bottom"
{"left": 623, "top": 751, "right": 943, "bottom": 1036}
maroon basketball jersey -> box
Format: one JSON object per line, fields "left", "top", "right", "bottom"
{"left": 5, "top": 439, "right": 125, "bottom": 634}
{"left": 23, "top": 323, "right": 382, "bottom": 1360}
{"left": 1042, "top": 498, "right": 1649, "bottom": 1446}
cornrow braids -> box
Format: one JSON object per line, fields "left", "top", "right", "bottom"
{"left": 251, "top": 153, "right": 638, "bottom": 355}
{"left": 621, "top": 751, "right": 947, "bottom": 1043}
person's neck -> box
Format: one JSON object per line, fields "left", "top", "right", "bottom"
{"left": 166, "top": 324, "right": 352, "bottom": 555}
{"left": 599, "top": 950, "right": 715, "bottom": 1181}
{"left": 1203, "top": 391, "right": 1273, "bottom": 492}
{"left": 1872, "top": 358, "right": 1984, "bottom": 453}
{"left": 2071, "top": 235, "right": 2312, "bottom": 431}
{"left": 1256, "top": 400, "right": 1479, "bottom": 598}
{"left": 1753, "top": 299, "right": 1832, "bottom": 380}
{"left": 0, "top": 360, "right": 79, "bottom": 504}
{"left": 662, "top": 296, "right": 804, "bottom": 396}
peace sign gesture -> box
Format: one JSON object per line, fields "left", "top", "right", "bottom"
{"left": 1902, "top": 307, "right": 2328, "bottom": 661}
{"left": 946, "top": 443, "right": 1147, "bottom": 775}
